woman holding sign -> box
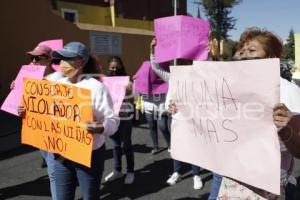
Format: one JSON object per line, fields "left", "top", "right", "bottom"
{"left": 150, "top": 38, "right": 203, "bottom": 190}
{"left": 51, "top": 42, "right": 119, "bottom": 200}
{"left": 104, "top": 56, "right": 136, "bottom": 185}
{"left": 228, "top": 27, "right": 297, "bottom": 200}
{"left": 170, "top": 28, "right": 295, "bottom": 199}
{"left": 17, "top": 43, "right": 64, "bottom": 200}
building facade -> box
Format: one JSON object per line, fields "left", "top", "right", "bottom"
{"left": 52, "top": 0, "right": 187, "bottom": 30}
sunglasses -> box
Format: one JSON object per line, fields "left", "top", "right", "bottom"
{"left": 30, "top": 55, "right": 48, "bottom": 62}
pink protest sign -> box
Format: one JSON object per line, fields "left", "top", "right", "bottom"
{"left": 101, "top": 76, "right": 130, "bottom": 114}
{"left": 39, "top": 39, "right": 63, "bottom": 71}
{"left": 134, "top": 61, "right": 150, "bottom": 94}
{"left": 154, "top": 15, "right": 210, "bottom": 63}
{"left": 1, "top": 65, "right": 46, "bottom": 116}
{"left": 168, "top": 59, "right": 281, "bottom": 195}
{"left": 134, "top": 61, "right": 168, "bottom": 94}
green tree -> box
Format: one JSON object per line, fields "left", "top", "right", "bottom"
{"left": 223, "top": 39, "right": 238, "bottom": 60}
{"left": 282, "top": 29, "right": 295, "bottom": 61}
{"left": 202, "top": 0, "right": 242, "bottom": 40}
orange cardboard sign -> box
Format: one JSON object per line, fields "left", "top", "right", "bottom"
{"left": 21, "top": 78, "right": 93, "bottom": 167}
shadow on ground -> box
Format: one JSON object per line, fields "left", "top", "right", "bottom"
{"left": 0, "top": 146, "right": 37, "bottom": 161}
{"left": 175, "top": 195, "right": 210, "bottom": 200}
{"left": 0, "top": 175, "right": 51, "bottom": 199}
{"left": 100, "top": 158, "right": 172, "bottom": 200}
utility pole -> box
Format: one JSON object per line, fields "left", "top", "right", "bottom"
{"left": 174, "top": 0, "right": 177, "bottom": 16}
{"left": 174, "top": 0, "right": 177, "bottom": 65}
{"left": 193, "top": 0, "right": 202, "bottom": 18}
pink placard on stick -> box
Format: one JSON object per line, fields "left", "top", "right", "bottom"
{"left": 154, "top": 15, "right": 210, "bottom": 63}
{"left": 134, "top": 61, "right": 168, "bottom": 94}
{"left": 169, "top": 59, "right": 281, "bottom": 195}
{"left": 101, "top": 76, "right": 130, "bottom": 114}
{"left": 39, "top": 39, "right": 63, "bottom": 71}
{"left": 1, "top": 65, "right": 46, "bottom": 116}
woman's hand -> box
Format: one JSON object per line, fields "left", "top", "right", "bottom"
{"left": 125, "top": 82, "right": 133, "bottom": 94}
{"left": 150, "top": 38, "right": 157, "bottom": 54}
{"left": 10, "top": 81, "right": 15, "bottom": 90}
{"left": 17, "top": 106, "right": 26, "bottom": 117}
{"left": 168, "top": 101, "right": 178, "bottom": 115}
{"left": 273, "top": 103, "right": 292, "bottom": 131}
{"left": 86, "top": 121, "right": 104, "bottom": 134}
{"left": 132, "top": 74, "right": 137, "bottom": 80}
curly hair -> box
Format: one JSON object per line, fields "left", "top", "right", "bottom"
{"left": 237, "top": 27, "right": 283, "bottom": 58}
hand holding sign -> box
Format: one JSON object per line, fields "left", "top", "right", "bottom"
{"left": 273, "top": 103, "right": 292, "bottom": 131}
{"left": 125, "top": 82, "right": 133, "bottom": 95}
{"left": 17, "top": 106, "right": 26, "bottom": 117}
{"left": 1, "top": 65, "right": 46, "bottom": 116}
{"left": 21, "top": 78, "right": 94, "bottom": 167}
{"left": 150, "top": 38, "right": 157, "bottom": 54}
{"left": 10, "top": 81, "right": 16, "bottom": 90}
{"left": 86, "top": 120, "right": 104, "bottom": 134}
{"left": 168, "top": 100, "right": 178, "bottom": 115}
{"left": 169, "top": 59, "right": 281, "bottom": 194}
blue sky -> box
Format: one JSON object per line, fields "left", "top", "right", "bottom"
{"left": 187, "top": 0, "right": 300, "bottom": 41}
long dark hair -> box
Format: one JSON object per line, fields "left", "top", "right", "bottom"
{"left": 108, "top": 56, "right": 127, "bottom": 76}
{"left": 83, "top": 54, "right": 102, "bottom": 74}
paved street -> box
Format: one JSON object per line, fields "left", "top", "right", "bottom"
{"left": 0, "top": 111, "right": 300, "bottom": 200}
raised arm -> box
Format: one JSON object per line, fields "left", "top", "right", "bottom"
{"left": 150, "top": 38, "right": 170, "bottom": 82}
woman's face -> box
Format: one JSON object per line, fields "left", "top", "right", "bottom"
{"left": 108, "top": 61, "right": 118, "bottom": 71}
{"left": 60, "top": 58, "right": 84, "bottom": 78}
{"left": 107, "top": 60, "right": 125, "bottom": 76}
{"left": 235, "top": 39, "right": 267, "bottom": 60}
